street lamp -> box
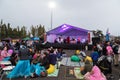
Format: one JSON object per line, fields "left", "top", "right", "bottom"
{"left": 49, "top": 1, "right": 56, "bottom": 30}
{"left": 0, "top": 24, "right": 1, "bottom": 40}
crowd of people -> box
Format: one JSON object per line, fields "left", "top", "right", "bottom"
{"left": 73, "top": 40, "right": 120, "bottom": 80}
{"left": 0, "top": 40, "right": 64, "bottom": 78}
{"left": 0, "top": 39, "right": 120, "bottom": 80}
{"left": 55, "top": 36, "right": 87, "bottom": 44}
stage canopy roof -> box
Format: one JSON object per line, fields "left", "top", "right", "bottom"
{"left": 47, "top": 24, "right": 89, "bottom": 36}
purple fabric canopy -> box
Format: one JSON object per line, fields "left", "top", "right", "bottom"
{"left": 47, "top": 24, "right": 89, "bottom": 36}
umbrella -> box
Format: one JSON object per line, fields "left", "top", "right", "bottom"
{"left": 1, "top": 37, "right": 12, "bottom": 42}
{"left": 33, "top": 37, "right": 40, "bottom": 40}
{"left": 23, "top": 37, "right": 31, "bottom": 41}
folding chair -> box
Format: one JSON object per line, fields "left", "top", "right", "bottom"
{"left": 0, "top": 61, "right": 15, "bottom": 80}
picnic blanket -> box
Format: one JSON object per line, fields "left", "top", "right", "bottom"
{"left": 74, "top": 67, "right": 84, "bottom": 79}
{"left": 61, "top": 57, "right": 84, "bottom": 67}
{"left": 47, "top": 63, "right": 60, "bottom": 77}
{"left": 48, "top": 68, "right": 59, "bottom": 77}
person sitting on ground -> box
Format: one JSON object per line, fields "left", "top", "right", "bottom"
{"left": 40, "top": 51, "right": 50, "bottom": 70}
{"left": 0, "top": 46, "right": 10, "bottom": 61}
{"left": 31, "top": 51, "right": 41, "bottom": 64}
{"left": 79, "top": 51, "right": 87, "bottom": 61}
{"left": 83, "top": 65, "right": 107, "bottom": 80}
{"left": 30, "top": 51, "right": 48, "bottom": 78}
{"left": 56, "top": 48, "right": 63, "bottom": 59}
{"left": 48, "top": 49, "right": 57, "bottom": 65}
{"left": 31, "top": 51, "right": 42, "bottom": 74}
{"left": 28, "top": 47, "right": 34, "bottom": 61}
{"left": 0, "top": 47, "right": 3, "bottom": 61}
{"left": 9, "top": 52, "right": 18, "bottom": 66}
{"left": 15, "top": 41, "right": 20, "bottom": 50}
{"left": 81, "top": 60, "right": 93, "bottom": 75}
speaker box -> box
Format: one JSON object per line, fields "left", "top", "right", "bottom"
{"left": 92, "top": 37, "right": 100, "bottom": 45}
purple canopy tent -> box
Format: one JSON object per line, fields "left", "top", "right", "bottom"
{"left": 47, "top": 24, "right": 89, "bottom": 43}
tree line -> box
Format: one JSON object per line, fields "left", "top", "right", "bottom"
{"left": 0, "top": 20, "right": 46, "bottom": 39}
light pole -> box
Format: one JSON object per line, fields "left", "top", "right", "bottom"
{"left": 49, "top": 1, "right": 56, "bottom": 30}
{"left": 0, "top": 24, "right": 1, "bottom": 40}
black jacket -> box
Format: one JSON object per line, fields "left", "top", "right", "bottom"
{"left": 19, "top": 45, "right": 30, "bottom": 60}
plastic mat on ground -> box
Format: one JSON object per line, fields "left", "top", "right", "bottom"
{"left": 48, "top": 68, "right": 59, "bottom": 77}
{"left": 74, "top": 67, "right": 84, "bottom": 79}
{"left": 61, "top": 57, "right": 81, "bottom": 67}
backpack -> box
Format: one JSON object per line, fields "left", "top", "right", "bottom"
{"left": 97, "top": 56, "right": 111, "bottom": 74}
{"left": 106, "top": 46, "right": 113, "bottom": 55}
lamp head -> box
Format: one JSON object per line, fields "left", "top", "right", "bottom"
{"left": 49, "top": 1, "right": 56, "bottom": 9}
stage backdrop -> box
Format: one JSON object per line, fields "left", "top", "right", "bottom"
{"left": 47, "top": 24, "right": 89, "bottom": 43}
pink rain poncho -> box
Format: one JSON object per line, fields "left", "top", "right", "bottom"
{"left": 0, "top": 50, "right": 8, "bottom": 61}
{"left": 84, "top": 66, "right": 107, "bottom": 80}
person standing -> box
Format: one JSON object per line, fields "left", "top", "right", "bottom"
{"left": 102, "top": 41, "right": 113, "bottom": 75}
{"left": 113, "top": 41, "right": 119, "bottom": 66}
{"left": 90, "top": 47, "right": 99, "bottom": 66}
{"left": 97, "top": 42, "right": 103, "bottom": 56}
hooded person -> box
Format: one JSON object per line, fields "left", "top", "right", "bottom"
{"left": 7, "top": 42, "right": 31, "bottom": 78}
{"left": 84, "top": 65, "right": 107, "bottom": 80}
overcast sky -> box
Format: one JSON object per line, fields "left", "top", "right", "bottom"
{"left": 0, "top": 0, "right": 120, "bottom": 36}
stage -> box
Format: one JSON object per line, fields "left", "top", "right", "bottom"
{"left": 41, "top": 42, "right": 93, "bottom": 50}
